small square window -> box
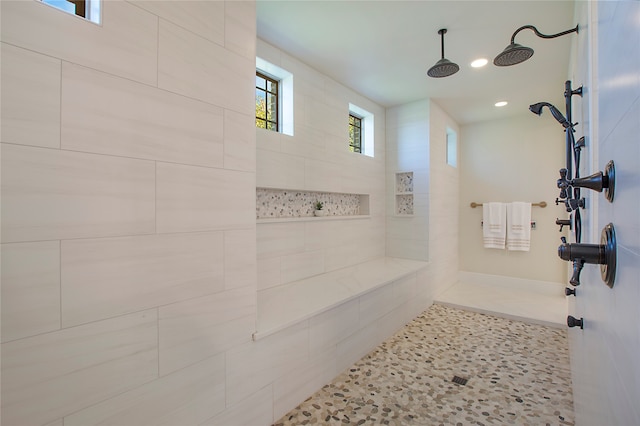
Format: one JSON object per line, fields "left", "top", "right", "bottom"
{"left": 256, "top": 72, "right": 279, "bottom": 132}
{"left": 349, "top": 114, "right": 362, "bottom": 153}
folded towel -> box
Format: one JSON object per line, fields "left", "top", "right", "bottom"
{"left": 483, "top": 202, "right": 506, "bottom": 249}
{"left": 507, "top": 202, "right": 532, "bottom": 251}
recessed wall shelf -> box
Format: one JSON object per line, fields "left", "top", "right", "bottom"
{"left": 256, "top": 188, "right": 370, "bottom": 220}
{"left": 395, "top": 172, "right": 414, "bottom": 215}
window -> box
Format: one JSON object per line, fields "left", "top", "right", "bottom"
{"left": 348, "top": 103, "right": 374, "bottom": 157}
{"left": 349, "top": 114, "right": 362, "bottom": 153}
{"left": 255, "top": 72, "right": 279, "bottom": 132}
{"left": 255, "top": 57, "right": 293, "bottom": 136}
{"left": 446, "top": 128, "right": 457, "bottom": 167}
{"left": 41, "top": 0, "right": 101, "bottom": 23}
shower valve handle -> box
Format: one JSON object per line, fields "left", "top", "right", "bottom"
{"left": 557, "top": 168, "right": 571, "bottom": 199}
{"left": 564, "top": 198, "right": 585, "bottom": 212}
{"left": 565, "top": 287, "right": 576, "bottom": 296}
{"left": 567, "top": 315, "right": 584, "bottom": 329}
{"left": 570, "top": 259, "right": 585, "bottom": 286}
{"left": 556, "top": 218, "right": 571, "bottom": 232}
{"left": 570, "top": 171, "right": 608, "bottom": 192}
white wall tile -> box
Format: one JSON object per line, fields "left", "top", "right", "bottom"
{"left": 64, "top": 353, "right": 225, "bottom": 426}
{"left": 309, "top": 299, "right": 359, "bottom": 353}
{"left": 158, "top": 20, "right": 253, "bottom": 115}
{"left": 224, "top": 228, "right": 258, "bottom": 290}
{"left": 335, "top": 321, "right": 379, "bottom": 374}
{"left": 61, "top": 62, "right": 224, "bottom": 168}
{"left": 226, "top": 321, "right": 309, "bottom": 406}
{"left": 0, "top": 43, "right": 61, "bottom": 148}
{"left": 257, "top": 222, "right": 305, "bottom": 259}
{"left": 1, "top": 310, "right": 158, "bottom": 426}
{"left": 202, "top": 385, "right": 273, "bottom": 426}
{"left": 257, "top": 256, "right": 282, "bottom": 290}
{"left": 1, "top": 241, "right": 60, "bottom": 342}
{"left": 257, "top": 149, "right": 306, "bottom": 190}
{"left": 61, "top": 232, "right": 224, "bottom": 327}
{"left": 0, "top": 144, "right": 155, "bottom": 243}
{"left": 273, "top": 347, "right": 337, "bottom": 421}
{"left": 158, "top": 287, "right": 255, "bottom": 376}
{"left": 224, "top": 109, "right": 256, "bottom": 172}
{"left": 281, "top": 249, "right": 325, "bottom": 284}
{"left": 225, "top": 1, "right": 256, "bottom": 60}
{"left": 156, "top": 162, "right": 254, "bottom": 234}
{"left": 1, "top": 0, "right": 158, "bottom": 85}
{"left": 130, "top": 0, "right": 224, "bottom": 46}
{"left": 358, "top": 284, "right": 395, "bottom": 326}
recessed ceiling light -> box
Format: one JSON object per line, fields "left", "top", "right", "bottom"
{"left": 471, "top": 58, "right": 488, "bottom": 68}
{"left": 495, "top": 101, "right": 508, "bottom": 107}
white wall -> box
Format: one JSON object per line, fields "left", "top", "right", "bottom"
{"left": 0, "top": 1, "right": 269, "bottom": 424}
{"left": 459, "top": 114, "right": 567, "bottom": 284}
{"left": 385, "top": 99, "right": 460, "bottom": 299}
{"left": 256, "top": 38, "right": 387, "bottom": 290}
{"left": 568, "top": 2, "right": 640, "bottom": 425}
{"left": 386, "top": 100, "right": 430, "bottom": 261}
{"left": 428, "top": 101, "right": 460, "bottom": 297}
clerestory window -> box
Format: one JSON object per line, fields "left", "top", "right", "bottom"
{"left": 41, "top": 0, "right": 101, "bottom": 23}
{"left": 349, "top": 114, "right": 362, "bottom": 153}
{"left": 255, "top": 72, "right": 279, "bottom": 132}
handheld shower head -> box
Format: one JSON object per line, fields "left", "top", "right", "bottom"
{"left": 529, "top": 102, "right": 571, "bottom": 128}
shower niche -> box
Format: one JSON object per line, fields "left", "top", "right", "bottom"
{"left": 395, "top": 171, "right": 414, "bottom": 216}
{"left": 256, "top": 187, "right": 370, "bottom": 222}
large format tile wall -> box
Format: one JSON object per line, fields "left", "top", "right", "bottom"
{"left": 568, "top": 2, "right": 640, "bottom": 425}
{"left": 386, "top": 100, "right": 460, "bottom": 296}
{"left": 1, "top": 1, "right": 263, "bottom": 425}
{"left": 256, "top": 39, "right": 387, "bottom": 291}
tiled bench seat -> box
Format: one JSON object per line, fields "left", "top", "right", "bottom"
{"left": 254, "top": 257, "right": 430, "bottom": 339}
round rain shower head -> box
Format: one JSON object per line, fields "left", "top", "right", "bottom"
{"left": 428, "top": 28, "right": 459, "bottom": 78}
{"left": 428, "top": 58, "right": 460, "bottom": 78}
{"left": 494, "top": 25, "right": 578, "bottom": 67}
{"left": 493, "top": 43, "right": 534, "bottom": 66}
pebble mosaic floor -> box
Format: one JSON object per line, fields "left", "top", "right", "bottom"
{"left": 274, "top": 304, "right": 574, "bottom": 426}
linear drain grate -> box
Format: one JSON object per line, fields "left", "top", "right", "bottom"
{"left": 451, "top": 375, "right": 468, "bottom": 386}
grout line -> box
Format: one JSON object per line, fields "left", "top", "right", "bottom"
{"left": 59, "top": 239, "right": 63, "bottom": 330}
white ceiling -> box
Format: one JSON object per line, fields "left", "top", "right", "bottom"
{"left": 256, "top": 0, "right": 577, "bottom": 125}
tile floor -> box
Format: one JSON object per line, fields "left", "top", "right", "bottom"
{"left": 434, "top": 280, "right": 567, "bottom": 328}
{"left": 275, "top": 304, "right": 574, "bottom": 425}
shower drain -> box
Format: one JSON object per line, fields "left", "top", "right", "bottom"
{"left": 451, "top": 375, "right": 468, "bottom": 386}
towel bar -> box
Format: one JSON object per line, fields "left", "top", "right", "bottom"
{"left": 481, "top": 220, "right": 536, "bottom": 229}
{"left": 470, "top": 201, "right": 547, "bottom": 208}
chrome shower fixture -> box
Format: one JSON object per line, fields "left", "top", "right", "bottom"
{"left": 427, "top": 29, "right": 459, "bottom": 78}
{"left": 529, "top": 102, "right": 571, "bottom": 129}
{"left": 493, "top": 25, "right": 579, "bottom": 67}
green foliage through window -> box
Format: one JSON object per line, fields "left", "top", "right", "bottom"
{"left": 349, "top": 114, "right": 362, "bottom": 153}
{"left": 256, "top": 72, "right": 278, "bottom": 131}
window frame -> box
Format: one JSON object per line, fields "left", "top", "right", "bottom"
{"left": 255, "top": 71, "right": 279, "bottom": 132}
{"left": 40, "top": 0, "right": 101, "bottom": 23}
{"left": 349, "top": 113, "right": 363, "bottom": 154}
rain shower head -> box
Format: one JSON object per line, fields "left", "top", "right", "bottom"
{"left": 493, "top": 43, "right": 534, "bottom": 67}
{"left": 529, "top": 102, "right": 571, "bottom": 128}
{"left": 428, "top": 29, "right": 459, "bottom": 78}
{"left": 494, "top": 25, "right": 578, "bottom": 67}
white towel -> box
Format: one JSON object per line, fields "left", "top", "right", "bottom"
{"left": 483, "top": 202, "right": 506, "bottom": 249}
{"left": 507, "top": 202, "right": 532, "bottom": 251}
